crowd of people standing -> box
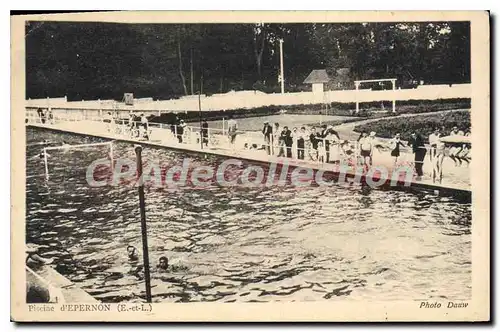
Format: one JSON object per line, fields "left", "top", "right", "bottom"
{"left": 259, "top": 121, "right": 471, "bottom": 180}
{"left": 261, "top": 122, "right": 349, "bottom": 164}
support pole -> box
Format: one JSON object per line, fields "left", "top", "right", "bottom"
{"left": 44, "top": 148, "right": 49, "bottom": 180}
{"left": 279, "top": 39, "right": 285, "bottom": 94}
{"left": 134, "top": 145, "right": 152, "bottom": 303}
{"left": 190, "top": 48, "right": 194, "bottom": 96}
{"left": 199, "top": 76, "right": 203, "bottom": 150}
{"left": 109, "top": 142, "right": 114, "bottom": 169}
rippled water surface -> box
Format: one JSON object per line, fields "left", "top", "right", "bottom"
{"left": 26, "top": 128, "right": 471, "bottom": 303}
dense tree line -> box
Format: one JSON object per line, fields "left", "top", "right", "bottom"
{"left": 25, "top": 21, "right": 470, "bottom": 101}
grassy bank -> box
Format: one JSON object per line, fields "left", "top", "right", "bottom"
{"left": 148, "top": 98, "right": 470, "bottom": 125}
{"left": 353, "top": 110, "right": 471, "bottom": 141}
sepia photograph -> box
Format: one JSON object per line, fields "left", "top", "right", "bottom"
{"left": 10, "top": 11, "right": 490, "bottom": 322}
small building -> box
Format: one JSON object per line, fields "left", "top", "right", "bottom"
{"left": 303, "top": 69, "right": 330, "bottom": 95}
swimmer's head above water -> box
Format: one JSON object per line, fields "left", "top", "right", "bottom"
{"left": 127, "top": 245, "right": 139, "bottom": 261}
{"left": 157, "top": 256, "right": 169, "bottom": 270}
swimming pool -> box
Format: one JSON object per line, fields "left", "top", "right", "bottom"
{"left": 26, "top": 127, "right": 471, "bottom": 303}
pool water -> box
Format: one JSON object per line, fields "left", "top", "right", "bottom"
{"left": 26, "top": 127, "right": 471, "bottom": 303}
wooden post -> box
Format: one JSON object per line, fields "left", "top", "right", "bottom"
{"left": 134, "top": 145, "right": 152, "bottom": 303}
{"left": 199, "top": 76, "right": 203, "bottom": 150}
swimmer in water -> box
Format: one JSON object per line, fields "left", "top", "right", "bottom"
{"left": 157, "top": 256, "right": 169, "bottom": 271}
{"left": 156, "top": 256, "right": 188, "bottom": 273}
{"left": 127, "top": 245, "right": 139, "bottom": 261}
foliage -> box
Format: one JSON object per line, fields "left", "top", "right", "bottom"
{"left": 353, "top": 110, "right": 471, "bottom": 141}
{"left": 26, "top": 21, "right": 470, "bottom": 100}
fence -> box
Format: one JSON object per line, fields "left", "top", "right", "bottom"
{"left": 25, "top": 84, "right": 471, "bottom": 113}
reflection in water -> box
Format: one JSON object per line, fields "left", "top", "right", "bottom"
{"left": 26, "top": 128, "right": 471, "bottom": 303}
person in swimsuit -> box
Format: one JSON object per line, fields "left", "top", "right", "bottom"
{"left": 428, "top": 128, "right": 441, "bottom": 162}
{"left": 227, "top": 115, "right": 238, "bottom": 146}
{"left": 358, "top": 132, "right": 372, "bottom": 169}
{"left": 431, "top": 132, "right": 446, "bottom": 183}
{"left": 201, "top": 120, "right": 209, "bottom": 147}
{"left": 390, "top": 133, "right": 406, "bottom": 166}
{"left": 308, "top": 127, "right": 318, "bottom": 161}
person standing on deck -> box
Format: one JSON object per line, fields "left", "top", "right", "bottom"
{"left": 140, "top": 113, "right": 149, "bottom": 140}
{"left": 36, "top": 108, "right": 44, "bottom": 124}
{"left": 291, "top": 127, "right": 299, "bottom": 159}
{"left": 317, "top": 141, "right": 326, "bottom": 164}
{"left": 47, "top": 109, "right": 54, "bottom": 124}
{"left": 128, "top": 111, "right": 135, "bottom": 135}
{"left": 308, "top": 127, "right": 319, "bottom": 161}
{"left": 358, "top": 132, "right": 373, "bottom": 169}
{"left": 201, "top": 120, "right": 209, "bottom": 147}
{"left": 409, "top": 132, "right": 427, "bottom": 180}
{"left": 428, "top": 128, "right": 441, "bottom": 162}
{"left": 390, "top": 133, "right": 406, "bottom": 166}
{"left": 171, "top": 115, "right": 180, "bottom": 140}
{"left": 177, "top": 119, "right": 186, "bottom": 143}
{"left": 368, "top": 131, "right": 378, "bottom": 166}
{"left": 262, "top": 121, "right": 273, "bottom": 155}
{"left": 319, "top": 125, "right": 330, "bottom": 163}
{"left": 297, "top": 127, "right": 306, "bottom": 160}
{"left": 227, "top": 115, "right": 238, "bottom": 146}
{"left": 273, "top": 123, "right": 281, "bottom": 156}
{"left": 327, "top": 129, "right": 341, "bottom": 164}
{"left": 281, "top": 126, "right": 293, "bottom": 158}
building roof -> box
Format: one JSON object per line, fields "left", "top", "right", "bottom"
{"left": 303, "top": 69, "right": 330, "bottom": 84}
